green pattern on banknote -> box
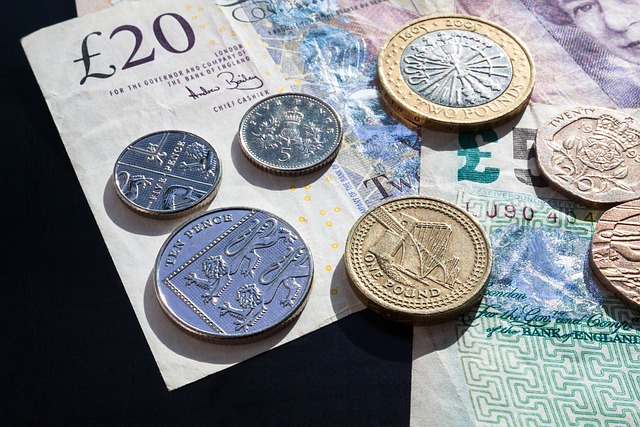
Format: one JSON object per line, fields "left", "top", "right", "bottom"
{"left": 459, "top": 301, "right": 640, "bottom": 426}
{"left": 458, "top": 131, "right": 500, "bottom": 184}
{"left": 454, "top": 185, "right": 640, "bottom": 425}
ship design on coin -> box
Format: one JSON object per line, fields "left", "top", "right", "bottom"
{"left": 367, "top": 207, "right": 461, "bottom": 290}
{"left": 155, "top": 208, "right": 313, "bottom": 342}
{"left": 113, "top": 131, "right": 221, "bottom": 218}
{"left": 591, "top": 200, "right": 640, "bottom": 311}
{"left": 378, "top": 15, "right": 534, "bottom": 130}
{"left": 239, "top": 93, "right": 342, "bottom": 175}
{"left": 345, "top": 196, "right": 491, "bottom": 324}
{"left": 536, "top": 107, "right": 640, "bottom": 207}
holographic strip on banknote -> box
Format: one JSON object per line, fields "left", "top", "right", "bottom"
{"left": 216, "top": 0, "right": 453, "bottom": 212}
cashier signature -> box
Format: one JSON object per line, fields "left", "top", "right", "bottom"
{"left": 218, "top": 71, "right": 264, "bottom": 90}
{"left": 185, "top": 72, "right": 264, "bottom": 100}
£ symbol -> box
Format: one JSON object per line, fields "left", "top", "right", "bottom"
{"left": 73, "top": 31, "right": 116, "bottom": 85}
{"left": 457, "top": 130, "right": 500, "bottom": 184}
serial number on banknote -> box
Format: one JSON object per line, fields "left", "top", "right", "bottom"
{"left": 464, "top": 201, "right": 600, "bottom": 225}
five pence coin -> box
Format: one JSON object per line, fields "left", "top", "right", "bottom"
{"left": 238, "top": 93, "right": 342, "bottom": 175}
{"left": 113, "top": 130, "right": 222, "bottom": 218}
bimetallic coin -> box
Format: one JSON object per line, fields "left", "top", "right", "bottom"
{"left": 238, "top": 93, "right": 342, "bottom": 175}
{"left": 113, "top": 131, "right": 221, "bottom": 218}
{"left": 536, "top": 107, "right": 640, "bottom": 207}
{"left": 591, "top": 200, "right": 640, "bottom": 311}
{"left": 378, "top": 85, "right": 422, "bottom": 131}
{"left": 344, "top": 196, "right": 492, "bottom": 323}
{"left": 378, "top": 15, "right": 534, "bottom": 131}
{"left": 154, "top": 207, "right": 313, "bottom": 343}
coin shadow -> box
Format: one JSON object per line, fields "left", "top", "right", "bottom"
{"left": 328, "top": 257, "right": 363, "bottom": 318}
{"left": 229, "top": 132, "right": 333, "bottom": 190}
{"left": 421, "top": 109, "right": 527, "bottom": 151}
{"left": 328, "top": 257, "right": 429, "bottom": 363}
{"left": 102, "top": 178, "right": 188, "bottom": 236}
{"left": 411, "top": 308, "right": 477, "bottom": 361}
{"left": 143, "top": 269, "right": 297, "bottom": 364}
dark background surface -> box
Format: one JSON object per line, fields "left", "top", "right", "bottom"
{"left": 2, "top": 2, "right": 413, "bottom": 425}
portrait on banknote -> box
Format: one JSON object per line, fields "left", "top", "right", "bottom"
{"left": 522, "top": 0, "right": 640, "bottom": 107}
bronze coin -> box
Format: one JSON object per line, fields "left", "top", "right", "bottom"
{"left": 591, "top": 199, "right": 640, "bottom": 311}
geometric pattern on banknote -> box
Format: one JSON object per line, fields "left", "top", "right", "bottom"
{"left": 455, "top": 186, "right": 598, "bottom": 239}
{"left": 446, "top": 184, "right": 640, "bottom": 424}
{"left": 456, "top": 307, "right": 640, "bottom": 426}
{"left": 400, "top": 30, "right": 512, "bottom": 108}
{"left": 224, "top": 0, "right": 422, "bottom": 209}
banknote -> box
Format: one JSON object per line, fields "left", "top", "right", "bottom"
{"left": 22, "top": 0, "right": 364, "bottom": 390}
{"left": 412, "top": 104, "right": 640, "bottom": 426}
{"left": 76, "top": 0, "right": 133, "bottom": 16}
{"left": 75, "top": 1, "right": 454, "bottom": 211}
{"left": 217, "top": 0, "right": 454, "bottom": 212}
{"left": 454, "top": 0, "right": 640, "bottom": 108}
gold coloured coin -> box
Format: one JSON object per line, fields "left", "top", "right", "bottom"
{"left": 378, "top": 15, "right": 534, "bottom": 131}
{"left": 344, "top": 196, "right": 492, "bottom": 323}
{"left": 535, "top": 107, "right": 640, "bottom": 208}
{"left": 378, "top": 87, "right": 422, "bottom": 132}
{"left": 591, "top": 199, "right": 640, "bottom": 311}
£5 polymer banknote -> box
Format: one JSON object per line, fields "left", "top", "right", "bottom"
{"left": 413, "top": 104, "right": 640, "bottom": 426}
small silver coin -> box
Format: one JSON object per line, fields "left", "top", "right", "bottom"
{"left": 154, "top": 207, "right": 314, "bottom": 343}
{"left": 113, "top": 131, "right": 221, "bottom": 218}
{"left": 238, "top": 93, "right": 342, "bottom": 175}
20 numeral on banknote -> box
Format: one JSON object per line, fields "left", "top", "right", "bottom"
{"left": 74, "top": 12, "right": 195, "bottom": 85}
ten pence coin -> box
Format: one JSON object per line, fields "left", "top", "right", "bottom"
{"left": 154, "top": 207, "right": 314, "bottom": 343}
{"left": 591, "top": 199, "right": 640, "bottom": 311}
{"left": 344, "top": 196, "right": 492, "bottom": 323}
{"left": 378, "top": 15, "right": 534, "bottom": 131}
{"left": 536, "top": 107, "right": 640, "bottom": 208}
